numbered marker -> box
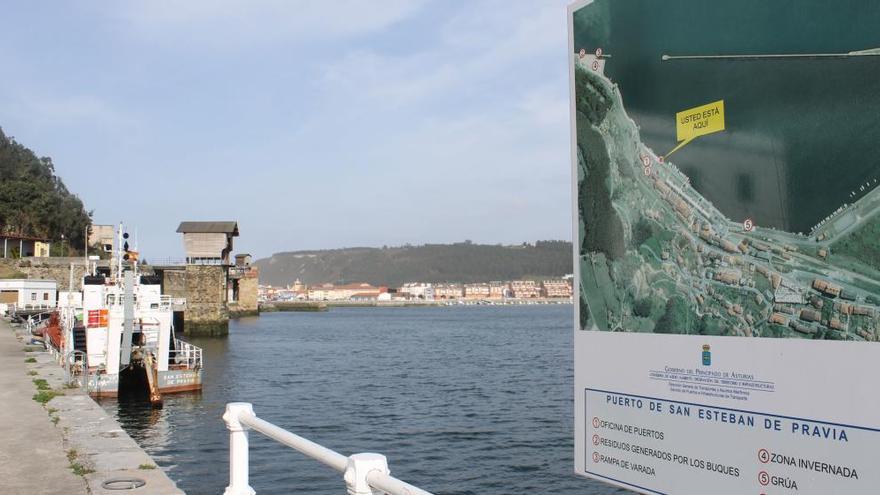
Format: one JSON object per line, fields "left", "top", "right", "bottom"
{"left": 643, "top": 166, "right": 652, "bottom": 177}
{"left": 758, "top": 449, "right": 770, "bottom": 463}
{"left": 758, "top": 471, "right": 770, "bottom": 486}
{"left": 591, "top": 60, "right": 599, "bottom": 71}
{"left": 743, "top": 218, "right": 755, "bottom": 232}
{"left": 595, "top": 47, "right": 603, "bottom": 57}
{"left": 579, "top": 48, "right": 586, "bottom": 59}
{"left": 641, "top": 155, "right": 651, "bottom": 167}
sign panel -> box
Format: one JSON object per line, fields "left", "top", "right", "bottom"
{"left": 569, "top": 1, "right": 880, "bottom": 493}
{"left": 87, "top": 309, "right": 109, "bottom": 328}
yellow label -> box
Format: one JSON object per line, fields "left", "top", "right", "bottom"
{"left": 676, "top": 100, "right": 725, "bottom": 142}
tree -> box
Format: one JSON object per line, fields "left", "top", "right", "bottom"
{"left": 0, "top": 127, "right": 91, "bottom": 249}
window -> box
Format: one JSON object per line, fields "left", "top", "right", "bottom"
{"left": 30, "top": 293, "right": 36, "bottom": 301}
{"left": 43, "top": 293, "right": 49, "bottom": 301}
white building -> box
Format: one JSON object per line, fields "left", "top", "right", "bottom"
{"left": 399, "top": 283, "right": 435, "bottom": 301}
{"left": 0, "top": 279, "right": 57, "bottom": 313}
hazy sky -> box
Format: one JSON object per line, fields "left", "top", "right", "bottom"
{"left": 0, "top": 1, "right": 573, "bottom": 259}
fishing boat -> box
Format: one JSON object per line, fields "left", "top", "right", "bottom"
{"left": 43, "top": 226, "right": 202, "bottom": 404}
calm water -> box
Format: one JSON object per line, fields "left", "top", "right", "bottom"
{"left": 98, "top": 306, "right": 627, "bottom": 495}
{"left": 573, "top": 0, "right": 880, "bottom": 233}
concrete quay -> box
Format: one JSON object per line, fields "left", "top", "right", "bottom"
{"left": 1, "top": 318, "right": 184, "bottom": 494}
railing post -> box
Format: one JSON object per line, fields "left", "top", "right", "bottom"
{"left": 223, "top": 402, "right": 256, "bottom": 495}
{"left": 344, "top": 453, "right": 390, "bottom": 495}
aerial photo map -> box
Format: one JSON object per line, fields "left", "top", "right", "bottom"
{"left": 573, "top": 0, "right": 880, "bottom": 339}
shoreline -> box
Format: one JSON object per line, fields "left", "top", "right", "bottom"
{"left": 2, "top": 317, "right": 184, "bottom": 494}
{"left": 261, "top": 298, "right": 573, "bottom": 312}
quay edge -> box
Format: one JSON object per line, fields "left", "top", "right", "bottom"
{"left": 4, "top": 318, "right": 185, "bottom": 494}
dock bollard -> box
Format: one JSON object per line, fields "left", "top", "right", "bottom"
{"left": 223, "top": 402, "right": 256, "bottom": 495}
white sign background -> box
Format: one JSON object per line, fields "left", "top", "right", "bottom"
{"left": 568, "top": 1, "right": 880, "bottom": 493}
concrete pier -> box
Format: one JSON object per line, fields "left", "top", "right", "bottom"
{"left": 1, "top": 318, "right": 184, "bottom": 494}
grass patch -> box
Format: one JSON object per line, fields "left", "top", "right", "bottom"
{"left": 70, "top": 462, "right": 94, "bottom": 476}
{"left": 67, "top": 449, "right": 94, "bottom": 476}
{"left": 24, "top": 357, "right": 36, "bottom": 363}
{"left": 33, "top": 390, "right": 62, "bottom": 405}
{"left": 23, "top": 347, "right": 35, "bottom": 352}
{"left": 138, "top": 464, "right": 156, "bottom": 470}
{"left": 48, "top": 407, "right": 60, "bottom": 425}
{"left": 33, "top": 378, "right": 51, "bottom": 390}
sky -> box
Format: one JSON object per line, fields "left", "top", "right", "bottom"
{"left": 0, "top": 0, "right": 574, "bottom": 260}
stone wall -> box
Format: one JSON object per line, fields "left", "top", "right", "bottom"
{"left": 229, "top": 267, "right": 259, "bottom": 317}
{"left": 183, "top": 265, "right": 229, "bottom": 336}
{"left": 0, "top": 258, "right": 89, "bottom": 291}
{"left": 159, "top": 268, "right": 187, "bottom": 299}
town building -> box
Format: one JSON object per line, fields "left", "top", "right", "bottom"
{"left": 542, "top": 279, "right": 572, "bottom": 298}
{"left": 464, "top": 283, "right": 490, "bottom": 299}
{"left": 434, "top": 283, "right": 464, "bottom": 299}
{"left": 489, "top": 281, "right": 510, "bottom": 299}
{"left": 399, "top": 283, "right": 435, "bottom": 300}
{"left": 308, "top": 283, "right": 384, "bottom": 301}
{"left": 510, "top": 280, "right": 541, "bottom": 298}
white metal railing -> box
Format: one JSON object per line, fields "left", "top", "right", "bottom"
{"left": 222, "top": 403, "right": 435, "bottom": 495}
{"left": 149, "top": 257, "right": 187, "bottom": 266}
{"left": 159, "top": 295, "right": 187, "bottom": 307}
{"left": 10, "top": 303, "right": 56, "bottom": 315}
{"left": 170, "top": 338, "right": 203, "bottom": 369}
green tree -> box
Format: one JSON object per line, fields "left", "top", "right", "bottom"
{"left": 0, "top": 128, "right": 91, "bottom": 250}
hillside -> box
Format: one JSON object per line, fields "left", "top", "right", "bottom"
{"left": 0, "top": 127, "right": 91, "bottom": 249}
{"left": 255, "top": 241, "right": 573, "bottom": 287}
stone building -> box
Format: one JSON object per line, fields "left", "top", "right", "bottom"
{"left": 88, "top": 224, "right": 116, "bottom": 253}
{"left": 228, "top": 253, "right": 259, "bottom": 317}
{"left": 155, "top": 221, "right": 259, "bottom": 336}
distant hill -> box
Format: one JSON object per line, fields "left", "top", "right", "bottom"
{"left": 255, "top": 241, "right": 573, "bottom": 287}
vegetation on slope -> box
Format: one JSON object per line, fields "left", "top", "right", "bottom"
{"left": 256, "top": 241, "right": 572, "bottom": 287}
{"left": 0, "top": 128, "right": 91, "bottom": 249}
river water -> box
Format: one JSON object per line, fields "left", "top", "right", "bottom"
{"left": 98, "top": 306, "right": 627, "bottom": 495}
